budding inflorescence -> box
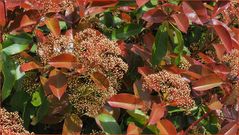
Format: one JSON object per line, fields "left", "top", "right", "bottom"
{"left": 222, "top": 49, "right": 239, "bottom": 77}
{"left": 143, "top": 70, "right": 195, "bottom": 110}
{"left": 37, "top": 28, "right": 128, "bottom": 117}
{"left": 0, "top": 108, "right": 32, "bottom": 135}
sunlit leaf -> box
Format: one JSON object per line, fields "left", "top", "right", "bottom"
{"left": 208, "top": 95, "right": 223, "bottom": 110}
{"left": 0, "top": 1, "right": 6, "bottom": 27}
{"left": 48, "top": 53, "right": 77, "bottom": 69}
{"left": 108, "top": 93, "right": 144, "bottom": 110}
{"left": 20, "top": 61, "right": 41, "bottom": 72}
{"left": 2, "top": 44, "right": 29, "bottom": 55}
{"left": 157, "top": 119, "right": 177, "bottom": 135}
{"left": 136, "top": 0, "right": 149, "bottom": 8}
{"left": 172, "top": 13, "right": 189, "bottom": 33}
{"left": 148, "top": 103, "right": 165, "bottom": 125}
{"left": 127, "top": 122, "right": 141, "bottom": 135}
{"left": 96, "top": 113, "right": 122, "bottom": 134}
{"left": 192, "top": 74, "right": 223, "bottom": 91}
{"left": 45, "top": 17, "right": 61, "bottom": 37}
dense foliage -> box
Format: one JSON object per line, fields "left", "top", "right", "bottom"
{"left": 0, "top": 0, "right": 239, "bottom": 134}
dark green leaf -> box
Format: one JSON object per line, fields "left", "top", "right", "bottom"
{"left": 151, "top": 24, "right": 168, "bottom": 66}
{"left": 111, "top": 24, "right": 143, "bottom": 40}
{"left": 10, "top": 90, "right": 31, "bottom": 111}
{"left": 35, "top": 97, "right": 49, "bottom": 123}
{"left": 22, "top": 101, "right": 35, "bottom": 129}
{"left": 2, "top": 44, "right": 29, "bottom": 55}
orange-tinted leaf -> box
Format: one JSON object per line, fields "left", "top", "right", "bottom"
{"left": 48, "top": 53, "right": 77, "bottom": 69}
{"left": 131, "top": 44, "right": 151, "bottom": 63}
{"left": 219, "top": 122, "right": 238, "bottom": 135}
{"left": 136, "top": 0, "right": 149, "bottom": 8}
{"left": 192, "top": 74, "right": 223, "bottom": 91}
{"left": 172, "top": 13, "right": 189, "bottom": 33}
{"left": 20, "top": 61, "right": 41, "bottom": 72}
{"left": 40, "top": 76, "right": 52, "bottom": 96}
{"left": 48, "top": 69, "right": 67, "bottom": 100}
{"left": 20, "top": 14, "right": 37, "bottom": 28}
{"left": 208, "top": 95, "right": 223, "bottom": 110}
{"left": 142, "top": 8, "right": 167, "bottom": 23}
{"left": 108, "top": 93, "right": 144, "bottom": 110}
{"left": 212, "top": 20, "right": 233, "bottom": 52}
{"left": 62, "top": 114, "right": 82, "bottom": 135}
{"left": 127, "top": 122, "right": 141, "bottom": 135}
{"left": 138, "top": 66, "right": 153, "bottom": 77}
{"left": 157, "top": 119, "right": 177, "bottom": 135}
{"left": 148, "top": 103, "right": 165, "bottom": 125}
{"left": 90, "top": 72, "right": 109, "bottom": 91}
{"left": 198, "top": 52, "right": 215, "bottom": 64}
{"left": 35, "top": 29, "right": 46, "bottom": 42}
{"left": 45, "top": 17, "right": 61, "bottom": 37}
{"left": 0, "top": 1, "right": 6, "bottom": 27}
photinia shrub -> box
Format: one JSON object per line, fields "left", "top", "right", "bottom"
{"left": 0, "top": 0, "right": 238, "bottom": 134}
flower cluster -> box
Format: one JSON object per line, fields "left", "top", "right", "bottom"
{"left": 222, "top": 49, "right": 239, "bottom": 77}
{"left": 28, "top": 0, "right": 75, "bottom": 15}
{"left": 0, "top": 108, "right": 32, "bottom": 135}
{"left": 20, "top": 73, "right": 40, "bottom": 95}
{"left": 37, "top": 28, "right": 128, "bottom": 117}
{"left": 178, "top": 57, "right": 191, "bottom": 70}
{"left": 143, "top": 70, "right": 195, "bottom": 110}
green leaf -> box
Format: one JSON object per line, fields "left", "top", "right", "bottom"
{"left": 31, "top": 91, "right": 42, "bottom": 107}
{"left": 2, "top": 52, "right": 16, "bottom": 101}
{"left": 151, "top": 23, "right": 169, "bottom": 66}
{"left": 111, "top": 23, "right": 143, "bottom": 40}
{"left": 2, "top": 44, "right": 29, "bottom": 55}
{"left": 22, "top": 101, "right": 35, "bottom": 129}
{"left": 96, "top": 113, "right": 122, "bottom": 134}
{"left": 5, "top": 33, "right": 32, "bottom": 45}
{"left": 35, "top": 97, "right": 49, "bottom": 123}
{"left": 59, "top": 21, "right": 67, "bottom": 30}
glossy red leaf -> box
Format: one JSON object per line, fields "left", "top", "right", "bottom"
{"left": 182, "top": 1, "right": 208, "bottom": 25}
{"left": 136, "top": 0, "right": 149, "bottom": 8}
{"left": 108, "top": 93, "right": 144, "bottom": 110}
{"left": 192, "top": 74, "right": 223, "bottom": 91}
{"left": 157, "top": 119, "right": 177, "bottom": 135}
{"left": 48, "top": 53, "right": 77, "bottom": 69}
{"left": 90, "top": 72, "right": 109, "bottom": 91}
{"left": 172, "top": 13, "right": 189, "bottom": 33}
{"left": 48, "top": 69, "right": 67, "bottom": 100}
{"left": 219, "top": 122, "right": 238, "bottom": 135}
{"left": 0, "top": 1, "right": 6, "bottom": 27}
{"left": 212, "top": 20, "right": 233, "bottom": 52}
{"left": 143, "top": 32, "right": 154, "bottom": 52}
{"left": 45, "top": 17, "right": 61, "bottom": 37}
{"left": 121, "top": 13, "right": 131, "bottom": 23}
{"left": 138, "top": 66, "right": 154, "bottom": 77}
{"left": 212, "top": 1, "right": 230, "bottom": 17}
{"left": 35, "top": 29, "right": 47, "bottom": 42}
{"left": 20, "top": 61, "right": 41, "bottom": 72}
{"left": 213, "top": 44, "right": 226, "bottom": 60}
{"left": 142, "top": 8, "right": 167, "bottom": 23}
{"left": 148, "top": 103, "right": 165, "bottom": 125}
{"left": 127, "top": 123, "right": 141, "bottom": 135}
{"left": 20, "top": 14, "right": 37, "bottom": 28}
{"left": 198, "top": 52, "right": 215, "bottom": 64}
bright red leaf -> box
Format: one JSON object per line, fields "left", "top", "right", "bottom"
{"left": 136, "top": 0, "right": 149, "bottom": 8}
{"left": 192, "top": 74, "right": 223, "bottom": 91}
{"left": 20, "top": 61, "right": 41, "bottom": 72}
{"left": 213, "top": 44, "right": 226, "bottom": 60}
{"left": 48, "top": 53, "right": 78, "bottom": 69}
{"left": 172, "top": 13, "right": 189, "bottom": 33}
{"left": 20, "top": 14, "right": 37, "bottom": 28}
{"left": 0, "top": 1, "right": 6, "bottom": 27}
{"left": 108, "top": 93, "right": 144, "bottom": 110}
{"left": 148, "top": 103, "right": 165, "bottom": 125}
{"left": 138, "top": 66, "right": 154, "bottom": 77}
{"left": 45, "top": 17, "right": 61, "bottom": 37}
{"left": 48, "top": 69, "right": 67, "bottom": 100}
{"left": 142, "top": 8, "right": 167, "bottom": 23}
{"left": 127, "top": 122, "right": 141, "bottom": 135}
{"left": 90, "top": 72, "right": 110, "bottom": 91}
{"left": 157, "top": 119, "right": 177, "bottom": 135}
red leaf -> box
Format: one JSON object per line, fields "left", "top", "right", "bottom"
{"left": 20, "top": 14, "right": 37, "bottom": 28}
{"left": 142, "top": 8, "right": 167, "bottom": 23}
{"left": 213, "top": 44, "right": 226, "bottom": 60}
{"left": 127, "top": 123, "right": 141, "bottom": 135}
{"left": 90, "top": 72, "right": 109, "bottom": 91}
{"left": 0, "top": 1, "right": 6, "bottom": 27}
{"left": 108, "top": 93, "right": 144, "bottom": 110}
{"left": 212, "top": 1, "right": 230, "bottom": 17}
{"left": 136, "top": 0, "right": 149, "bottom": 8}
{"left": 219, "top": 122, "right": 238, "bottom": 135}
{"left": 157, "top": 119, "right": 177, "bottom": 135}
{"left": 45, "top": 17, "right": 61, "bottom": 37}
{"left": 121, "top": 13, "right": 131, "bottom": 23}
{"left": 212, "top": 20, "right": 233, "bottom": 52}
{"left": 48, "top": 53, "right": 78, "bottom": 69}
{"left": 198, "top": 52, "right": 215, "bottom": 64}
{"left": 148, "top": 103, "right": 165, "bottom": 125}
{"left": 172, "top": 13, "right": 189, "bottom": 33}
{"left": 182, "top": 1, "right": 208, "bottom": 25}
{"left": 192, "top": 74, "right": 223, "bottom": 91}
{"left": 143, "top": 32, "right": 154, "bottom": 52}
{"left": 48, "top": 69, "right": 67, "bottom": 100}
{"left": 20, "top": 61, "right": 41, "bottom": 72}
{"left": 131, "top": 44, "right": 151, "bottom": 63}
{"left": 208, "top": 95, "right": 223, "bottom": 110}
{"left": 137, "top": 66, "right": 154, "bottom": 77}
{"left": 35, "top": 29, "right": 46, "bottom": 42}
